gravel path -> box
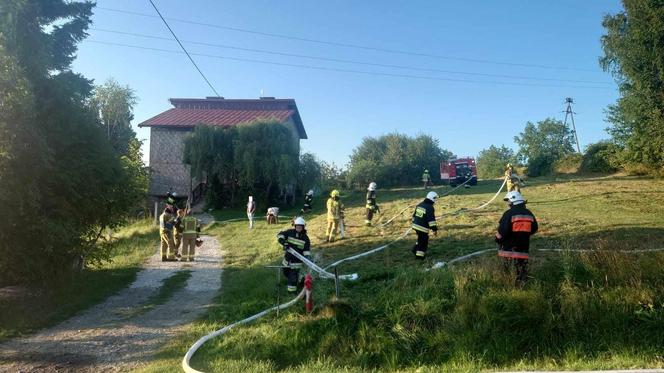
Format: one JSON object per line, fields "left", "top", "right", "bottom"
{"left": 0, "top": 216, "right": 222, "bottom": 372}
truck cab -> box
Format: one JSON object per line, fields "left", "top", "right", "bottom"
{"left": 440, "top": 157, "right": 477, "bottom": 186}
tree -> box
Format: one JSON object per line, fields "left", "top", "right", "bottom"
{"left": 90, "top": 78, "right": 138, "bottom": 156}
{"left": 183, "top": 119, "right": 299, "bottom": 208}
{"left": 347, "top": 133, "right": 452, "bottom": 188}
{"left": 514, "top": 118, "right": 575, "bottom": 176}
{"left": 0, "top": 1, "right": 145, "bottom": 284}
{"left": 600, "top": 1, "right": 664, "bottom": 173}
{"left": 476, "top": 145, "right": 516, "bottom": 179}
{"left": 298, "top": 152, "right": 322, "bottom": 193}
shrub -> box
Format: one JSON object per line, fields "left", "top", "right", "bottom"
{"left": 580, "top": 141, "right": 620, "bottom": 173}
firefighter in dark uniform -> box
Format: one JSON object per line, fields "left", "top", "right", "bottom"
{"left": 495, "top": 191, "right": 538, "bottom": 286}
{"left": 411, "top": 191, "right": 439, "bottom": 259}
{"left": 301, "top": 189, "right": 314, "bottom": 214}
{"left": 365, "top": 182, "right": 379, "bottom": 226}
{"left": 277, "top": 217, "right": 311, "bottom": 293}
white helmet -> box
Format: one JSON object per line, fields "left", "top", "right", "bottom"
{"left": 503, "top": 191, "right": 525, "bottom": 205}
{"left": 368, "top": 182, "right": 377, "bottom": 191}
{"left": 294, "top": 217, "right": 306, "bottom": 226}
{"left": 426, "top": 191, "right": 439, "bottom": 202}
{"left": 307, "top": 189, "right": 314, "bottom": 196}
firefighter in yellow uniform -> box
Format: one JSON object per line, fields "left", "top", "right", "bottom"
{"left": 326, "top": 190, "right": 343, "bottom": 242}
{"left": 505, "top": 163, "right": 521, "bottom": 192}
{"left": 173, "top": 208, "right": 185, "bottom": 258}
{"left": 159, "top": 207, "right": 177, "bottom": 261}
{"left": 422, "top": 169, "right": 431, "bottom": 189}
{"left": 181, "top": 210, "right": 201, "bottom": 262}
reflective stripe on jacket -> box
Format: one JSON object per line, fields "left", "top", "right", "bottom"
{"left": 412, "top": 199, "right": 437, "bottom": 233}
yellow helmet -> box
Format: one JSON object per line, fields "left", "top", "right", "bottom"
{"left": 330, "top": 190, "right": 340, "bottom": 197}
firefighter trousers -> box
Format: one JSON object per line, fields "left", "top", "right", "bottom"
{"left": 282, "top": 265, "right": 301, "bottom": 293}
{"left": 181, "top": 233, "right": 197, "bottom": 261}
{"left": 365, "top": 208, "right": 374, "bottom": 224}
{"left": 160, "top": 230, "right": 176, "bottom": 260}
{"left": 412, "top": 230, "right": 429, "bottom": 258}
{"left": 502, "top": 258, "right": 528, "bottom": 285}
{"left": 173, "top": 231, "right": 182, "bottom": 254}
{"left": 326, "top": 219, "right": 339, "bottom": 241}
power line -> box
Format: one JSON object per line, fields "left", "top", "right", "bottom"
{"left": 91, "top": 27, "right": 613, "bottom": 86}
{"left": 85, "top": 39, "right": 612, "bottom": 90}
{"left": 146, "top": 0, "right": 220, "bottom": 96}
{"left": 96, "top": 6, "right": 601, "bottom": 73}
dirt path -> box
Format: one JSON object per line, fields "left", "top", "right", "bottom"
{"left": 0, "top": 217, "right": 222, "bottom": 372}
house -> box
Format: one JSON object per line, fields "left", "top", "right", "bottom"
{"left": 138, "top": 96, "right": 307, "bottom": 205}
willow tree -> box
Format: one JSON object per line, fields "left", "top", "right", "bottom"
{"left": 184, "top": 119, "right": 299, "bottom": 207}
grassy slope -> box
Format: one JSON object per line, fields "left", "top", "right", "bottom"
{"left": 0, "top": 219, "right": 158, "bottom": 341}
{"left": 142, "top": 175, "right": 664, "bottom": 372}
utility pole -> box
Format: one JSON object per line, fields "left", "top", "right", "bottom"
{"left": 563, "top": 97, "right": 581, "bottom": 153}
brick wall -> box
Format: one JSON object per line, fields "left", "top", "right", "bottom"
{"left": 148, "top": 127, "right": 192, "bottom": 197}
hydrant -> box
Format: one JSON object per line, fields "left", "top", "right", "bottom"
{"left": 304, "top": 273, "right": 313, "bottom": 314}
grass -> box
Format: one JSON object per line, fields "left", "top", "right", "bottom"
{"left": 135, "top": 176, "right": 664, "bottom": 371}
{"left": 0, "top": 219, "right": 158, "bottom": 342}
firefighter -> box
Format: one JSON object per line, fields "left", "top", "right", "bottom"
{"left": 505, "top": 163, "right": 521, "bottom": 192}
{"left": 159, "top": 207, "right": 177, "bottom": 261}
{"left": 301, "top": 189, "right": 314, "bottom": 214}
{"left": 247, "top": 195, "right": 256, "bottom": 229}
{"left": 365, "top": 182, "right": 379, "bottom": 226}
{"left": 495, "top": 191, "right": 538, "bottom": 286}
{"left": 172, "top": 208, "right": 185, "bottom": 258}
{"left": 277, "top": 217, "right": 311, "bottom": 293}
{"left": 326, "top": 190, "right": 343, "bottom": 242}
{"left": 411, "top": 191, "right": 439, "bottom": 259}
{"left": 422, "top": 169, "right": 431, "bottom": 189}
{"left": 181, "top": 209, "right": 201, "bottom": 262}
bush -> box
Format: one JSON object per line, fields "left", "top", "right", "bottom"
{"left": 347, "top": 133, "right": 453, "bottom": 188}
{"left": 554, "top": 153, "right": 583, "bottom": 174}
{"left": 580, "top": 141, "right": 620, "bottom": 173}
{"left": 526, "top": 154, "right": 556, "bottom": 177}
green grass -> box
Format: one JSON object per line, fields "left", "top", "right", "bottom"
{"left": 142, "top": 176, "right": 664, "bottom": 372}
{"left": 0, "top": 219, "right": 158, "bottom": 342}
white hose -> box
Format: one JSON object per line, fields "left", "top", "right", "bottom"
{"left": 324, "top": 228, "right": 412, "bottom": 269}
{"left": 538, "top": 248, "right": 664, "bottom": 253}
{"left": 182, "top": 289, "right": 305, "bottom": 373}
{"left": 286, "top": 249, "right": 359, "bottom": 281}
{"left": 379, "top": 176, "right": 478, "bottom": 228}
{"left": 428, "top": 249, "right": 494, "bottom": 270}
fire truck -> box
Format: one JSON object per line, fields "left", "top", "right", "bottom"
{"left": 439, "top": 157, "right": 477, "bottom": 186}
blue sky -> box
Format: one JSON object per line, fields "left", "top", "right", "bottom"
{"left": 72, "top": 0, "right": 623, "bottom": 167}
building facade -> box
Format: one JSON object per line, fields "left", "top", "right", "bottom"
{"left": 139, "top": 97, "right": 307, "bottom": 203}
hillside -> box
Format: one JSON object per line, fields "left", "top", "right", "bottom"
{"left": 142, "top": 175, "right": 664, "bottom": 372}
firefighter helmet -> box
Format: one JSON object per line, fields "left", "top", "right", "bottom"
{"left": 426, "top": 191, "right": 439, "bottom": 202}
{"left": 307, "top": 189, "right": 314, "bottom": 196}
{"left": 503, "top": 191, "right": 525, "bottom": 205}
{"left": 294, "top": 217, "right": 306, "bottom": 226}
{"left": 424, "top": 169, "right": 429, "bottom": 173}
{"left": 368, "top": 182, "right": 377, "bottom": 191}
{"left": 330, "top": 190, "right": 340, "bottom": 197}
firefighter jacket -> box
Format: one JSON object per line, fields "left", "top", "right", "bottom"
{"left": 422, "top": 172, "right": 431, "bottom": 182}
{"left": 278, "top": 228, "right": 311, "bottom": 267}
{"left": 411, "top": 199, "right": 437, "bottom": 234}
{"left": 159, "top": 212, "right": 174, "bottom": 233}
{"left": 495, "top": 203, "right": 538, "bottom": 257}
{"left": 182, "top": 216, "right": 200, "bottom": 237}
{"left": 304, "top": 194, "right": 313, "bottom": 208}
{"left": 366, "top": 190, "right": 378, "bottom": 211}
{"left": 327, "top": 197, "right": 343, "bottom": 221}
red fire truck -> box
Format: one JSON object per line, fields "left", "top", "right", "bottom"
{"left": 439, "top": 157, "right": 477, "bottom": 186}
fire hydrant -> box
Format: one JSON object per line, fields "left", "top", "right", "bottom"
{"left": 304, "top": 273, "right": 313, "bottom": 314}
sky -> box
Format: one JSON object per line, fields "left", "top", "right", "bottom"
{"left": 72, "top": 0, "right": 624, "bottom": 167}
